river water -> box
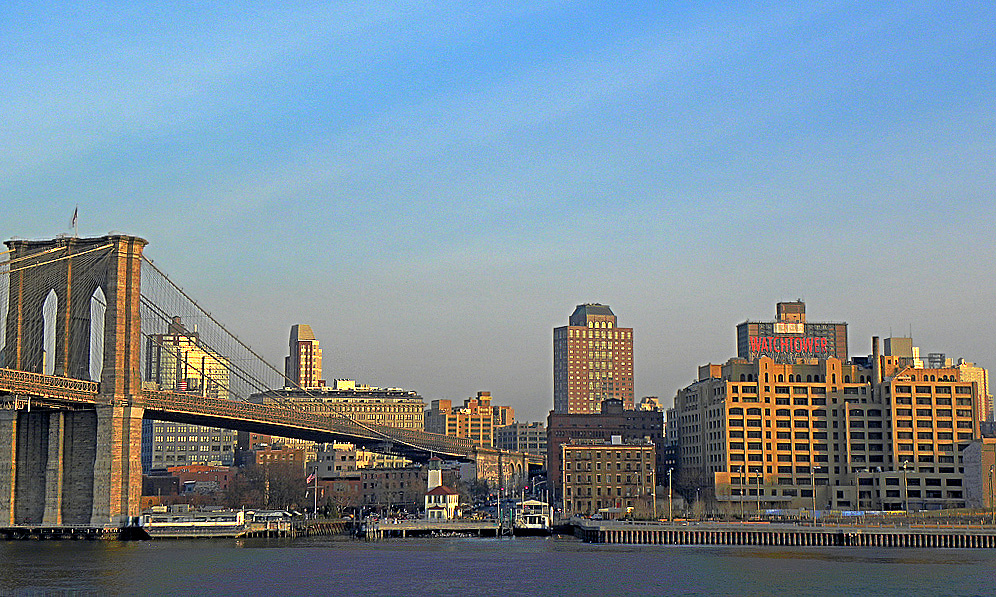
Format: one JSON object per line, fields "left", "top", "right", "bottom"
{"left": 2, "top": 534, "right": 995, "bottom": 596}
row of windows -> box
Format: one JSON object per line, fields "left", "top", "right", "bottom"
{"left": 153, "top": 445, "right": 231, "bottom": 452}
{"left": 894, "top": 408, "right": 973, "bottom": 417}
{"left": 565, "top": 450, "right": 653, "bottom": 462}
{"left": 566, "top": 327, "right": 632, "bottom": 339}
{"left": 894, "top": 396, "right": 973, "bottom": 406}
{"left": 565, "top": 474, "right": 649, "bottom": 484}
{"left": 154, "top": 436, "right": 236, "bottom": 443}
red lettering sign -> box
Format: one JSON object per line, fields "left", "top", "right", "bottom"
{"left": 750, "top": 335, "right": 832, "bottom": 357}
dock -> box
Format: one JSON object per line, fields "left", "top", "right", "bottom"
{"left": 573, "top": 519, "right": 996, "bottom": 548}
{"left": 0, "top": 525, "right": 149, "bottom": 540}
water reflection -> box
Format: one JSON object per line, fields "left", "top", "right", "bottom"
{"left": 2, "top": 537, "right": 995, "bottom": 596}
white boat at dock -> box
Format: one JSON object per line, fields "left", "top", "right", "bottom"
{"left": 141, "top": 506, "right": 293, "bottom": 538}
{"left": 514, "top": 500, "right": 552, "bottom": 536}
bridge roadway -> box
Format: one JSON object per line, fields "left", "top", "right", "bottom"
{"left": 0, "top": 368, "right": 487, "bottom": 462}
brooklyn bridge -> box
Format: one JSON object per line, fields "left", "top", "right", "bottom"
{"left": 0, "top": 235, "right": 532, "bottom": 528}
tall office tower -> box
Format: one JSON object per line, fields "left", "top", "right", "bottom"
{"left": 285, "top": 324, "right": 324, "bottom": 389}
{"left": 553, "top": 303, "right": 634, "bottom": 414}
{"left": 736, "top": 301, "right": 849, "bottom": 363}
{"left": 143, "top": 316, "right": 236, "bottom": 471}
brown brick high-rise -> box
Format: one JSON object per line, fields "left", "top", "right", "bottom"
{"left": 554, "top": 303, "right": 634, "bottom": 414}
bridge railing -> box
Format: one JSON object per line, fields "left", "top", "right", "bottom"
{"left": 0, "top": 368, "right": 99, "bottom": 401}
{"left": 0, "top": 371, "right": 480, "bottom": 459}
{"left": 144, "top": 390, "right": 340, "bottom": 429}
{"left": 374, "top": 425, "right": 477, "bottom": 454}
{"left": 143, "top": 390, "right": 478, "bottom": 457}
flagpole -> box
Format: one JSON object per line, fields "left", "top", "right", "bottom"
{"left": 71, "top": 205, "right": 78, "bottom": 238}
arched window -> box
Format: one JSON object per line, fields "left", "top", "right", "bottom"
{"left": 90, "top": 286, "right": 106, "bottom": 381}
{"left": 806, "top": 375, "right": 813, "bottom": 382}
{"left": 778, "top": 374, "right": 784, "bottom": 382}
{"left": 844, "top": 375, "right": 851, "bottom": 383}
{"left": 42, "top": 289, "right": 57, "bottom": 375}
{"left": 747, "top": 408, "right": 762, "bottom": 416}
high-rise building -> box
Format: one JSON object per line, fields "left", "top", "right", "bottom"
{"left": 143, "top": 316, "right": 237, "bottom": 471}
{"left": 553, "top": 303, "right": 634, "bottom": 414}
{"left": 285, "top": 324, "right": 324, "bottom": 389}
{"left": 736, "top": 301, "right": 848, "bottom": 363}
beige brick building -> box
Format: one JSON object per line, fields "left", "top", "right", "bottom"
{"left": 672, "top": 336, "right": 985, "bottom": 512}
{"left": 250, "top": 382, "right": 425, "bottom": 430}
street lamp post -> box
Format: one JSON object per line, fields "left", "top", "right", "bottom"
{"left": 668, "top": 468, "right": 673, "bottom": 522}
{"left": 651, "top": 469, "right": 657, "bottom": 521}
{"left": 739, "top": 466, "right": 745, "bottom": 520}
{"left": 810, "top": 466, "right": 819, "bottom": 526}
{"left": 989, "top": 464, "right": 994, "bottom": 526}
{"left": 755, "top": 469, "right": 761, "bottom": 517}
{"left": 901, "top": 461, "right": 910, "bottom": 516}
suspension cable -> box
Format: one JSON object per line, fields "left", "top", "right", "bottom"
{"left": 1, "top": 244, "right": 112, "bottom": 275}
{"left": 140, "top": 256, "right": 416, "bottom": 448}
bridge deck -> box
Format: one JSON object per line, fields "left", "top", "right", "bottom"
{"left": 0, "top": 368, "right": 512, "bottom": 462}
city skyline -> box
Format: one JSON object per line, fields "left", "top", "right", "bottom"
{"left": 3, "top": 2, "right": 993, "bottom": 422}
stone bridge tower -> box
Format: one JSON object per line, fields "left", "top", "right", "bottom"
{"left": 0, "top": 235, "right": 147, "bottom": 526}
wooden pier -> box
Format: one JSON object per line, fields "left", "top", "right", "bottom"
{"left": 573, "top": 520, "right": 996, "bottom": 548}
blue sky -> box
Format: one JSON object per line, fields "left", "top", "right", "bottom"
{"left": 2, "top": 1, "right": 994, "bottom": 421}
